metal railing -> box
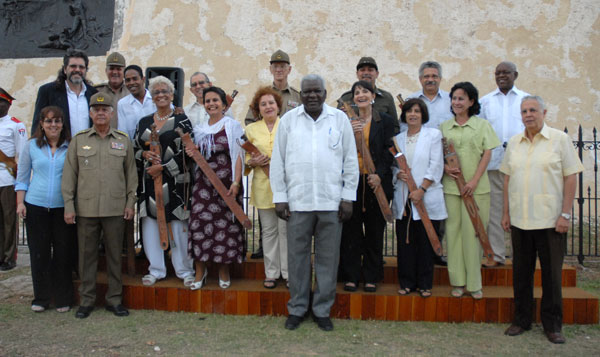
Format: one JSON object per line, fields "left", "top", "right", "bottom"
{"left": 18, "top": 125, "right": 599, "bottom": 264}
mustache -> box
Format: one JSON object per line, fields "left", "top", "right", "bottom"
{"left": 425, "top": 81, "right": 437, "bottom": 85}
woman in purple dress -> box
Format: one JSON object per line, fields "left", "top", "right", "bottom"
{"left": 187, "top": 86, "right": 245, "bottom": 290}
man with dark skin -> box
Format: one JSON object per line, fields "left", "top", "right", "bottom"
{"left": 270, "top": 74, "right": 358, "bottom": 332}
{"left": 480, "top": 61, "right": 529, "bottom": 267}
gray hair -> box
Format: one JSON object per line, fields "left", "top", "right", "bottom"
{"left": 189, "top": 71, "right": 210, "bottom": 85}
{"left": 300, "top": 74, "right": 326, "bottom": 89}
{"left": 497, "top": 61, "right": 517, "bottom": 72}
{"left": 418, "top": 61, "right": 442, "bottom": 78}
{"left": 148, "top": 75, "right": 175, "bottom": 95}
{"left": 521, "top": 95, "right": 545, "bottom": 111}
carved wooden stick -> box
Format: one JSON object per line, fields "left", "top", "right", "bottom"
{"left": 175, "top": 127, "right": 252, "bottom": 229}
{"left": 238, "top": 134, "right": 269, "bottom": 178}
{"left": 442, "top": 138, "right": 494, "bottom": 264}
{"left": 149, "top": 124, "right": 169, "bottom": 250}
{"left": 389, "top": 140, "right": 442, "bottom": 256}
{"left": 340, "top": 100, "right": 394, "bottom": 223}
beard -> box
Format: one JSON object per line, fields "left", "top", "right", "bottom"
{"left": 68, "top": 72, "right": 84, "bottom": 85}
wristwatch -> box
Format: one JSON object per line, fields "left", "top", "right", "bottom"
{"left": 560, "top": 213, "right": 572, "bottom": 220}
{"left": 419, "top": 186, "right": 427, "bottom": 192}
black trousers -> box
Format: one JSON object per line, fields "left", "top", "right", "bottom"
{"left": 511, "top": 226, "right": 565, "bottom": 332}
{"left": 339, "top": 176, "right": 386, "bottom": 284}
{"left": 25, "top": 203, "right": 76, "bottom": 308}
{"left": 396, "top": 207, "right": 440, "bottom": 290}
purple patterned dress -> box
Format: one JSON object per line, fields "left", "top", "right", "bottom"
{"left": 188, "top": 129, "right": 245, "bottom": 264}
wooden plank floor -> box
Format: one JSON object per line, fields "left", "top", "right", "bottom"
{"left": 75, "top": 272, "right": 598, "bottom": 324}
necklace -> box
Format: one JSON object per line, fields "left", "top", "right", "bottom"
{"left": 155, "top": 110, "right": 173, "bottom": 122}
{"left": 406, "top": 130, "right": 420, "bottom": 144}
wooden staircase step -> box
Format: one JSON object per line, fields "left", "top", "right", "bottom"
{"left": 74, "top": 273, "right": 598, "bottom": 324}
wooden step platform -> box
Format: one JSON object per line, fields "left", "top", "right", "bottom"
{"left": 75, "top": 272, "right": 598, "bottom": 325}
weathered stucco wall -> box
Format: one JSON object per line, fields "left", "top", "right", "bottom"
{"left": 1, "top": 0, "right": 599, "bottom": 138}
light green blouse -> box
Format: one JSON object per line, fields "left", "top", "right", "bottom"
{"left": 440, "top": 115, "right": 500, "bottom": 195}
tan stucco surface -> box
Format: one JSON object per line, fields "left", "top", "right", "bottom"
{"left": 1, "top": 0, "right": 598, "bottom": 139}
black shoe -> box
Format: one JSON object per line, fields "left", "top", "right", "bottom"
{"left": 434, "top": 256, "right": 447, "bottom": 266}
{"left": 251, "top": 247, "right": 264, "bottom": 259}
{"left": 363, "top": 283, "right": 377, "bottom": 293}
{"left": 343, "top": 282, "right": 357, "bottom": 292}
{"left": 545, "top": 330, "right": 566, "bottom": 344}
{"left": 0, "top": 261, "right": 16, "bottom": 271}
{"left": 75, "top": 306, "right": 93, "bottom": 319}
{"left": 284, "top": 314, "right": 304, "bottom": 330}
{"left": 105, "top": 304, "right": 129, "bottom": 317}
{"left": 313, "top": 315, "right": 334, "bottom": 331}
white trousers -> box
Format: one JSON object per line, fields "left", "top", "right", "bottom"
{"left": 488, "top": 170, "right": 508, "bottom": 263}
{"left": 258, "top": 208, "right": 288, "bottom": 280}
{"left": 142, "top": 217, "right": 194, "bottom": 279}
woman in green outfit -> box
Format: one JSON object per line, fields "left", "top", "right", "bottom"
{"left": 440, "top": 82, "right": 500, "bottom": 300}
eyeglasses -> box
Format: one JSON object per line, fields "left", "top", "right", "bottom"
{"left": 191, "top": 81, "right": 207, "bottom": 87}
{"left": 43, "top": 118, "right": 62, "bottom": 124}
{"left": 152, "top": 89, "right": 171, "bottom": 96}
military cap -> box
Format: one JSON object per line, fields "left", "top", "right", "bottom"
{"left": 106, "top": 52, "right": 126, "bottom": 67}
{"left": 0, "top": 87, "right": 15, "bottom": 104}
{"left": 89, "top": 92, "right": 114, "bottom": 107}
{"left": 356, "top": 57, "right": 378, "bottom": 71}
{"left": 270, "top": 49, "right": 290, "bottom": 64}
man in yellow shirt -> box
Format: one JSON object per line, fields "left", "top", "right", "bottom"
{"left": 500, "top": 95, "right": 583, "bottom": 344}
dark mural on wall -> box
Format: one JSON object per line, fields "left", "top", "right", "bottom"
{"left": 0, "top": 0, "right": 114, "bottom": 59}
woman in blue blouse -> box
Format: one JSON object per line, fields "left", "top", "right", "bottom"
{"left": 16, "top": 106, "right": 75, "bottom": 313}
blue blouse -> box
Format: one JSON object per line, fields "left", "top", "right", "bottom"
{"left": 15, "top": 139, "right": 69, "bottom": 208}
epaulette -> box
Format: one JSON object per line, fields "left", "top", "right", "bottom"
{"left": 114, "top": 129, "right": 129, "bottom": 137}
{"left": 94, "top": 83, "right": 109, "bottom": 89}
{"left": 289, "top": 86, "right": 300, "bottom": 94}
{"left": 75, "top": 128, "right": 92, "bottom": 136}
{"left": 10, "top": 117, "right": 21, "bottom": 123}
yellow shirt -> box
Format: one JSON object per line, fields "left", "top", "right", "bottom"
{"left": 440, "top": 116, "right": 500, "bottom": 195}
{"left": 500, "top": 125, "right": 584, "bottom": 230}
{"left": 244, "top": 118, "right": 280, "bottom": 209}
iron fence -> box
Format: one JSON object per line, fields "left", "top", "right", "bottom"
{"left": 18, "top": 125, "right": 599, "bottom": 264}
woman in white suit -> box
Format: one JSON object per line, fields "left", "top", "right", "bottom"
{"left": 393, "top": 98, "right": 447, "bottom": 297}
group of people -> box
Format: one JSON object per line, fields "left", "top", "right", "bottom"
{"left": 0, "top": 48, "right": 582, "bottom": 343}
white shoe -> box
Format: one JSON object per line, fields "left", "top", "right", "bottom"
{"left": 142, "top": 274, "right": 158, "bottom": 286}
{"left": 190, "top": 269, "right": 208, "bottom": 290}
{"left": 219, "top": 277, "right": 231, "bottom": 289}
{"left": 31, "top": 304, "right": 45, "bottom": 312}
{"left": 183, "top": 275, "right": 195, "bottom": 287}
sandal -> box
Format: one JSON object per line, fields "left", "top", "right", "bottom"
{"left": 397, "top": 287, "right": 412, "bottom": 295}
{"left": 263, "top": 279, "right": 277, "bottom": 289}
{"left": 142, "top": 274, "right": 158, "bottom": 286}
{"left": 343, "top": 282, "right": 357, "bottom": 292}
{"left": 364, "top": 283, "right": 377, "bottom": 293}
{"left": 471, "top": 290, "right": 483, "bottom": 300}
{"left": 56, "top": 306, "right": 71, "bottom": 313}
{"left": 451, "top": 287, "right": 464, "bottom": 298}
{"left": 31, "top": 304, "right": 45, "bottom": 312}
{"left": 183, "top": 275, "right": 195, "bottom": 287}
{"left": 419, "top": 289, "right": 432, "bottom": 298}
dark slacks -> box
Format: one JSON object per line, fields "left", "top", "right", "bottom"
{"left": 339, "top": 176, "right": 386, "bottom": 284}
{"left": 78, "top": 216, "right": 125, "bottom": 307}
{"left": 511, "top": 226, "right": 565, "bottom": 333}
{"left": 0, "top": 185, "right": 17, "bottom": 264}
{"left": 25, "top": 203, "right": 76, "bottom": 308}
{"left": 396, "top": 210, "right": 440, "bottom": 290}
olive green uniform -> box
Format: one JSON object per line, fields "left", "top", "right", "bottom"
{"left": 245, "top": 83, "right": 301, "bottom": 126}
{"left": 94, "top": 84, "right": 130, "bottom": 128}
{"left": 61, "top": 127, "right": 137, "bottom": 307}
{"left": 337, "top": 86, "right": 399, "bottom": 132}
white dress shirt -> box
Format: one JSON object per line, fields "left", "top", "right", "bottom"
{"left": 65, "top": 81, "right": 90, "bottom": 136}
{"left": 0, "top": 115, "right": 27, "bottom": 187}
{"left": 184, "top": 102, "right": 233, "bottom": 128}
{"left": 117, "top": 89, "right": 156, "bottom": 140}
{"left": 404, "top": 89, "right": 453, "bottom": 131}
{"left": 270, "top": 104, "right": 359, "bottom": 212}
{"left": 479, "top": 86, "right": 530, "bottom": 170}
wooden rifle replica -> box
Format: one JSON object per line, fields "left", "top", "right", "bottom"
{"left": 389, "top": 138, "right": 442, "bottom": 256}
{"left": 175, "top": 127, "right": 252, "bottom": 229}
{"left": 442, "top": 138, "right": 494, "bottom": 264}
{"left": 0, "top": 149, "right": 17, "bottom": 178}
{"left": 225, "top": 90, "right": 238, "bottom": 110}
{"left": 148, "top": 124, "right": 169, "bottom": 250}
{"left": 237, "top": 134, "right": 269, "bottom": 178}
{"left": 396, "top": 93, "right": 405, "bottom": 107}
{"left": 339, "top": 100, "right": 394, "bottom": 223}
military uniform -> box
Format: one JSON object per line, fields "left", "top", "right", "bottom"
{"left": 94, "top": 83, "right": 129, "bottom": 128}
{"left": 245, "top": 84, "right": 301, "bottom": 125}
{"left": 61, "top": 126, "right": 137, "bottom": 307}
{"left": 337, "top": 86, "right": 399, "bottom": 132}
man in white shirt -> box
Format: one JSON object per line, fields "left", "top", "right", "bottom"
{"left": 271, "top": 74, "right": 358, "bottom": 332}
{"left": 32, "top": 50, "right": 97, "bottom": 137}
{"left": 117, "top": 65, "right": 157, "bottom": 140}
{"left": 0, "top": 88, "right": 27, "bottom": 271}
{"left": 405, "top": 61, "right": 453, "bottom": 131}
{"left": 184, "top": 72, "right": 232, "bottom": 128}
{"left": 480, "top": 61, "right": 530, "bottom": 265}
